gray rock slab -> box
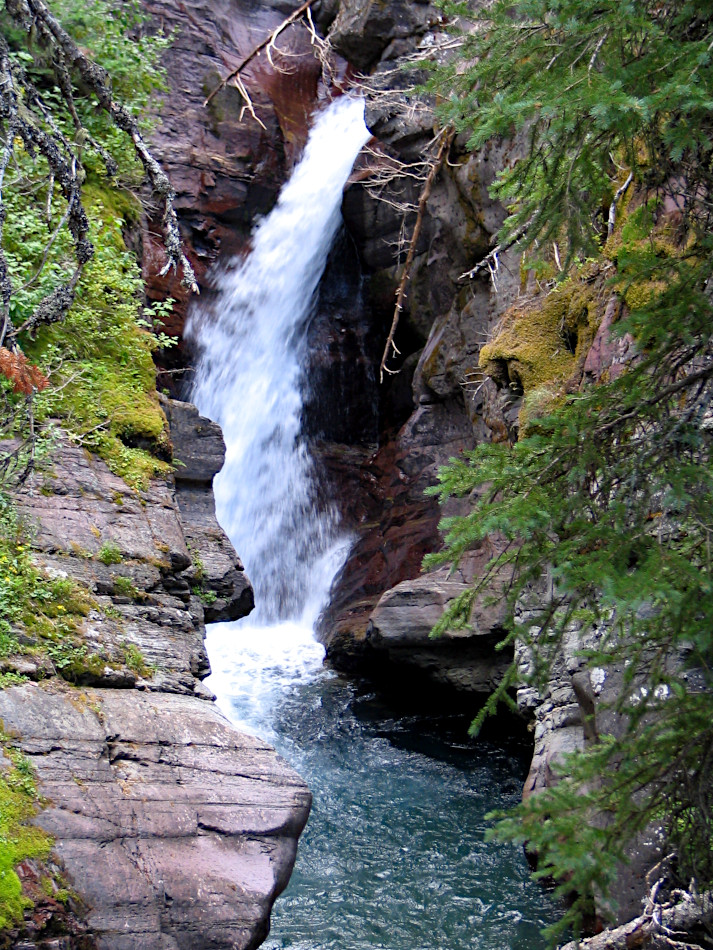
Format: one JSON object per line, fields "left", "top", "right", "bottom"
{"left": 0, "top": 684, "right": 311, "bottom": 950}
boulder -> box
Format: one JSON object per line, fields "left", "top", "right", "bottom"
{"left": 0, "top": 685, "right": 310, "bottom": 950}
{"left": 363, "top": 571, "right": 512, "bottom": 695}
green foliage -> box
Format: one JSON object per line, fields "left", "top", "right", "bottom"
{"left": 0, "top": 0, "right": 176, "bottom": 491}
{"left": 429, "top": 0, "right": 713, "bottom": 265}
{"left": 193, "top": 586, "right": 217, "bottom": 607}
{"left": 112, "top": 575, "right": 142, "bottom": 601}
{"left": 14, "top": 183, "right": 174, "bottom": 490}
{"left": 97, "top": 543, "right": 122, "bottom": 566}
{"left": 425, "top": 0, "right": 713, "bottom": 941}
{"left": 427, "top": 257, "right": 713, "bottom": 933}
{"left": 0, "top": 494, "right": 91, "bottom": 652}
{"left": 0, "top": 734, "right": 52, "bottom": 929}
{"left": 2, "top": 0, "right": 170, "bottom": 181}
{"left": 120, "top": 642, "right": 150, "bottom": 676}
{"left": 0, "top": 672, "right": 28, "bottom": 689}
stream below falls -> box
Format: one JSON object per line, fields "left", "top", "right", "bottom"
{"left": 206, "top": 621, "right": 558, "bottom": 950}
{"left": 188, "top": 95, "right": 559, "bottom": 949}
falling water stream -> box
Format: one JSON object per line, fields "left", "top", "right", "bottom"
{"left": 188, "top": 96, "right": 557, "bottom": 950}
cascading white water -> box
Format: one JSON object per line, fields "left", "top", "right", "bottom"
{"left": 184, "top": 95, "right": 558, "bottom": 950}
{"left": 188, "top": 96, "right": 370, "bottom": 633}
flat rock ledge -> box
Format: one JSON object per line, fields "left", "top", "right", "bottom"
{"left": 0, "top": 685, "right": 310, "bottom": 950}
{"left": 2, "top": 399, "right": 310, "bottom": 949}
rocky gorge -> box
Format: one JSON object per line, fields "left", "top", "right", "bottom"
{"left": 1, "top": 402, "right": 310, "bottom": 948}
{"left": 1, "top": 0, "right": 708, "bottom": 947}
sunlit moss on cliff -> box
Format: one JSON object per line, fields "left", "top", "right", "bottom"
{"left": 479, "top": 192, "right": 688, "bottom": 432}
{"left": 479, "top": 267, "right": 600, "bottom": 405}
{"left": 10, "top": 179, "right": 174, "bottom": 491}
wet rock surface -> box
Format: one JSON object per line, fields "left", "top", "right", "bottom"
{"left": 140, "top": 0, "right": 327, "bottom": 388}
{"left": 5, "top": 400, "right": 309, "bottom": 949}
{"left": 316, "top": 3, "right": 529, "bottom": 680}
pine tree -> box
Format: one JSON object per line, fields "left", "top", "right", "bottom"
{"left": 423, "top": 0, "right": 713, "bottom": 941}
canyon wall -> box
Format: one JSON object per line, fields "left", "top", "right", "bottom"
{"left": 134, "top": 0, "right": 655, "bottom": 931}
{"left": 0, "top": 0, "right": 658, "bottom": 943}
{"left": 2, "top": 402, "right": 310, "bottom": 949}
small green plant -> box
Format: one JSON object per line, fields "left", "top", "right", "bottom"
{"left": 121, "top": 642, "right": 149, "bottom": 676}
{"left": 0, "top": 672, "right": 29, "bottom": 689}
{"left": 193, "top": 586, "right": 217, "bottom": 607}
{"left": 97, "top": 543, "right": 123, "bottom": 566}
{"left": 46, "top": 641, "right": 106, "bottom": 683}
{"left": 0, "top": 496, "right": 93, "bottom": 657}
{"left": 112, "top": 575, "right": 142, "bottom": 601}
{"left": 191, "top": 551, "right": 207, "bottom": 585}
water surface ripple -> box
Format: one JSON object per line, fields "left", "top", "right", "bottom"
{"left": 207, "top": 622, "right": 558, "bottom": 950}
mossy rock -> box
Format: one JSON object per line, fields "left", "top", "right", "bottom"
{"left": 0, "top": 739, "right": 53, "bottom": 929}
{"left": 480, "top": 269, "right": 601, "bottom": 397}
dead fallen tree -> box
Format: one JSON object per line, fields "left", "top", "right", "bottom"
{"left": 559, "top": 884, "right": 712, "bottom": 950}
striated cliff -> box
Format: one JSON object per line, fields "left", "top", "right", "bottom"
{"left": 1, "top": 402, "right": 310, "bottom": 949}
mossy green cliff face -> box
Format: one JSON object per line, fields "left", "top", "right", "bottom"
{"left": 6, "top": 174, "right": 173, "bottom": 492}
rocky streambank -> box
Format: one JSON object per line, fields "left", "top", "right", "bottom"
{"left": 1, "top": 401, "right": 310, "bottom": 949}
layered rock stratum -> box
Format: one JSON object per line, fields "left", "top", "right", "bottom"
{"left": 3, "top": 402, "right": 310, "bottom": 949}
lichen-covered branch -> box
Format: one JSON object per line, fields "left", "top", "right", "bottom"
{"left": 0, "top": 0, "right": 197, "bottom": 352}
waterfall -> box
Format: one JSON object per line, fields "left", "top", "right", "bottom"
{"left": 183, "top": 97, "right": 558, "bottom": 950}
{"left": 187, "top": 95, "right": 370, "bottom": 630}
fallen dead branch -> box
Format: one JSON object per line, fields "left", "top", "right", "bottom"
{"left": 459, "top": 216, "right": 534, "bottom": 284}
{"left": 559, "top": 878, "right": 712, "bottom": 950}
{"left": 379, "top": 125, "right": 456, "bottom": 382}
{"left": 203, "top": 0, "right": 316, "bottom": 108}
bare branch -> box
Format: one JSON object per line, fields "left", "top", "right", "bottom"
{"left": 203, "top": 0, "right": 315, "bottom": 108}
{"left": 379, "top": 125, "right": 456, "bottom": 382}
{"left": 460, "top": 216, "right": 535, "bottom": 282}
{"left": 558, "top": 883, "right": 712, "bottom": 950}
{"left": 608, "top": 171, "right": 634, "bottom": 238}
{"left": 13, "top": 0, "right": 198, "bottom": 293}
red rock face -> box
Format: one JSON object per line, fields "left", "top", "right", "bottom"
{"left": 141, "top": 0, "right": 326, "bottom": 389}
{"left": 317, "top": 400, "right": 474, "bottom": 654}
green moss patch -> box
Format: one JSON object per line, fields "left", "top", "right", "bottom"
{"left": 480, "top": 267, "right": 601, "bottom": 399}
{"left": 3, "top": 160, "right": 175, "bottom": 493}
{"left": 0, "top": 498, "right": 102, "bottom": 686}
{"left": 0, "top": 737, "right": 52, "bottom": 930}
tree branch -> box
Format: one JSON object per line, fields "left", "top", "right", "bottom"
{"left": 203, "top": 0, "right": 315, "bottom": 108}
{"left": 12, "top": 0, "right": 198, "bottom": 293}
{"left": 379, "top": 125, "right": 456, "bottom": 382}
{"left": 607, "top": 171, "right": 634, "bottom": 237}
{"left": 459, "top": 215, "right": 535, "bottom": 282}
{"left": 558, "top": 885, "right": 712, "bottom": 950}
